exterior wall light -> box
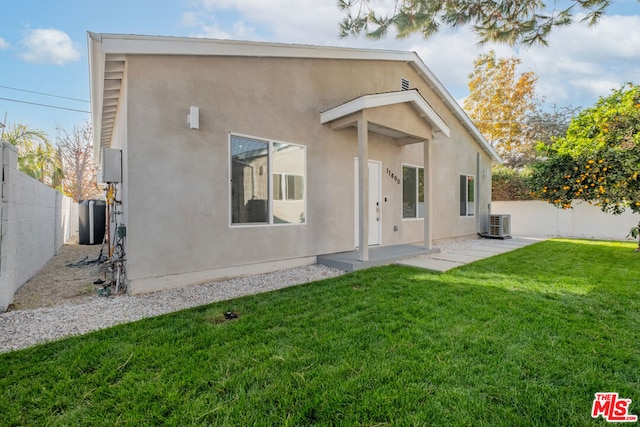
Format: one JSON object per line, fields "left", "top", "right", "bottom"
{"left": 188, "top": 106, "right": 199, "bottom": 130}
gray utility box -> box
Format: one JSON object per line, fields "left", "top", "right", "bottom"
{"left": 101, "top": 148, "right": 122, "bottom": 183}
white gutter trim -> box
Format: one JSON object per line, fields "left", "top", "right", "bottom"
{"left": 320, "top": 90, "right": 450, "bottom": 138}
{"left": 98, "top": 33, "right": 417, "bottom": 62}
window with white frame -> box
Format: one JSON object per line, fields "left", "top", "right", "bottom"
{"left": 459, "top": 174, "right": 475, "bottom": 216}
{"left": 230, "top": 135, "right": 306, "bottom": 225}
{"left": 403, "top": 165, "right": 424, "bottom": 219}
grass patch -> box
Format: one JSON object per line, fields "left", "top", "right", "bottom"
{"left": 75, "top": 284, "right": 95, "bottom": 296}
{"left": 1, "top": 239, "right": 639, "bottom": 425}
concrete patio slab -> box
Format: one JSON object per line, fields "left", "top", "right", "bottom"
{"left": 487, "top": 237, "right": 542, "bottom": 247}
{"left": 318, "top": 237, "right": 545, "bottom": 274}
{"left": 317, "top": 244, "right": 438, "bottom": 272}
{"left": 399, "top": 257, "right": 464, "bottom": 272}
{"left": 397, "top": 236, "right": 545, "bottom": 273}
{"left": 474, "top": 245, "right": 519, "bottom": 253}
{"left": 430, "top": 253, "right": 485, "bottom": 263}
{"left": 454, "top": 248, "right": 499, "bottom": 258}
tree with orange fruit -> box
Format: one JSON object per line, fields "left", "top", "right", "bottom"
{"left": 531, "top": 83, "right": 640, "bottom": 249}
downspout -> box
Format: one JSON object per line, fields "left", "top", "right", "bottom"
{"left": 357, "top": 117, "right": 369, "bottom": 261}
{"left": 476, "top": 152, "right": 481, "bottom": 233}
{"left": 423, "top": 138, "right": 432, "bottom": 250}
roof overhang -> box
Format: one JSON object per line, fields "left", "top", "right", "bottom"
{"left": 89, "top": 33, "right": 126, "bottom": 160}
{"left": 320, "top": 90, "right": 449, "bottom": 143}
{"left": 87, "top": 32, "right": 502, "bottom": 164}
{"left": 405, "top": 60, "right": 501, "bottom": 164}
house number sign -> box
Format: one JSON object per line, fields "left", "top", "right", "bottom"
{"left": 386, "top": 168, "right": 401, "bottom": 184}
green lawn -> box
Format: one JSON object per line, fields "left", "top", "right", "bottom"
{"left": 1, "top": 239, "right": 639, "bottom": 426}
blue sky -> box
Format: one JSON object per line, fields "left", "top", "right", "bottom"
{"left": 1, "top": 0, "right": 639, "bottom": 139}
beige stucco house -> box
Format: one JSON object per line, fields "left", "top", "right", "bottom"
{"left": 88, "top": 33, "right": 501, "bottom": 294}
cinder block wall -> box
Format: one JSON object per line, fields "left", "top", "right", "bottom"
{"left": 0, "top": 142, "right": 79, "bottom": 312}
{"left": 0, "top": 143, "right": 19, "bottom": 312}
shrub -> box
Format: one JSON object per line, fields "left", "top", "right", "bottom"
{"left": 492, "top": 165, "right": 537, "bottom": 201}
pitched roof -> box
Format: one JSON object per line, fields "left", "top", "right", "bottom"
{"left": 88, "top": 32, "right": 501, "bottom": 163}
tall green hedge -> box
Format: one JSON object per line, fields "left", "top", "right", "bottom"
{"left": 492, "top": 166, "right": 537, "bottom": 201}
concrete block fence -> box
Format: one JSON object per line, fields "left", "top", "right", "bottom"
{"left": 0, "top": 142, "right": 78, "bottom": 312}
{"left": 492, "top": 200, "right": 638, "bottom": 241}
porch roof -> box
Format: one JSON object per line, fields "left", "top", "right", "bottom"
{"left": 319, "top": 90, "right": 450, "bottom": 144}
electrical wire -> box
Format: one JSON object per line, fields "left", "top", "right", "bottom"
{"left": 0, "top": 97, "right": 90, "bottom": 114}
{"left": 0, "top": 84, "right": 89, "bottom": 103}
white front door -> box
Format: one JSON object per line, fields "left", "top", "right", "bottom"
{"left": 355, "top": 159, "right": 382, "bottom": 247}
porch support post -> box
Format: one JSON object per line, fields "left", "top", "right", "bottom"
{"left": 423, "top": 138, "right": 432, "bottom": 250}
{"left": 358, "top": 117, "right": 369, "bottom": 261}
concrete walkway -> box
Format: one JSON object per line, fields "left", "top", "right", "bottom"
{"left": 398, "top": 237, "right": 544, "bottom": 272}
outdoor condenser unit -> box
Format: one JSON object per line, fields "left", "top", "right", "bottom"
{"left": 489, "top": 214, "right": 511, "bottom": 238}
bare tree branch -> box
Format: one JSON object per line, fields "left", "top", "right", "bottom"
{"left": 56, "top": 122, "right": 102, "bottom": 201}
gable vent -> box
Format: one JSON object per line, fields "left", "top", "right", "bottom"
{"left": 401, "top": 78, "right": 410, "bottom": 91}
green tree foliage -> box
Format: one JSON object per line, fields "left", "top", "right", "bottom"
{"left": 492, "top": 165, "right": 536, "bottom": 201}
{"left": 2, "top": 123, "right": 63, "bottom": 187}
{"left": 463, "top": 51, "right": 538, "bottom": 167}
{"left": 338, "top": 0, "right": 614, "bottom": 45}
{"left": 531, "top": 83, "right": 640, "bottom": 248}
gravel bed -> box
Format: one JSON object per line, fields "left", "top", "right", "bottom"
{"left": 0, "top": 264, "right": 344, "bottom": 354}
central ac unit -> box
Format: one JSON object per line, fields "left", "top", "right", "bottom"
{"left": 489, "top": 214, "right": 511, "bottom": 238}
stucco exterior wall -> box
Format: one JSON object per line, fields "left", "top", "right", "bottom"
{"left": 115, "top": 55, "right": 493, "bottom": 293}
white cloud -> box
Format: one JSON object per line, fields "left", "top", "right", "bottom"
{"left": 181, "top": 11, "right": 203, "bottom": 28}
{"left": 20, "top": 28, "right": 80, "bottom": 65}
{"left": 231, "top": 21, "right": 259, "bottom": 40}
{"left": 183, "top": 1, "right": 640, "bottom": 108}
{"left": 195, "top": 24, "right": 232, "bottom": 40}
{"left": 0, "top": 37, "right": 9, "bottom": 49}
{"left": 185, "top": 0, "right": 344, "bottom": 44}
{"left": 517, "top": 14, "right": 640, "bottom": 106}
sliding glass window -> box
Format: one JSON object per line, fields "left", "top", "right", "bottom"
{"left": 230, "top": 135, "right": 306, "bottom": 225}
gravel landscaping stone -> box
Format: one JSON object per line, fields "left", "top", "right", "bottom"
{"left": 0, "top": 265, "right": 344, "bottom": 354}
